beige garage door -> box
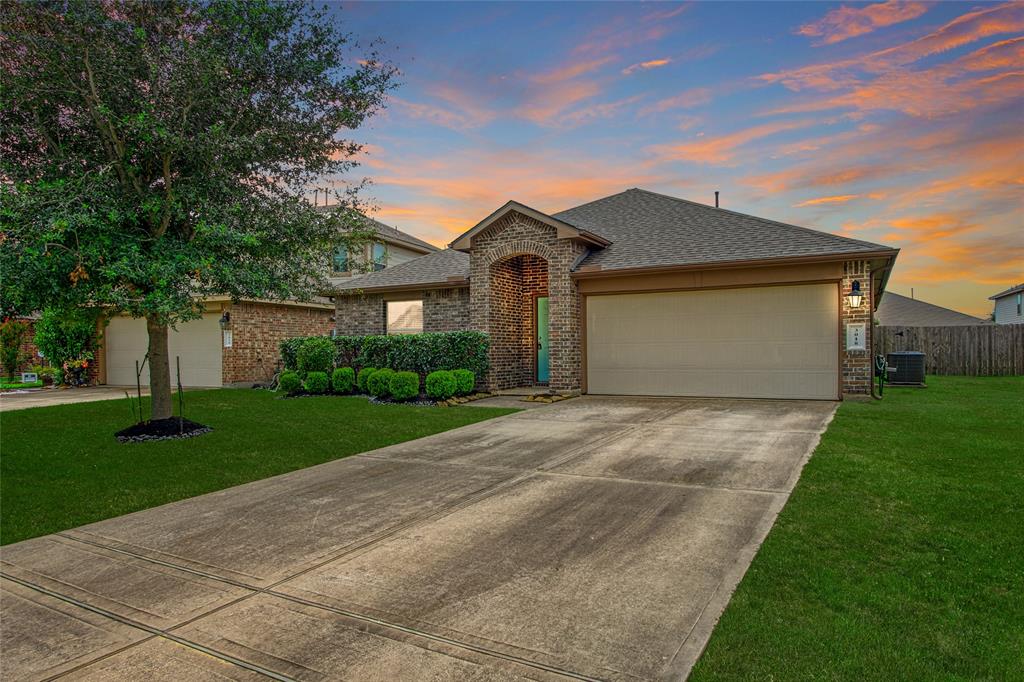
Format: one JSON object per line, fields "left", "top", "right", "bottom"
{"left": 586, "top": 284, "right": 839, "bottom": 399}
{"left": 105, "top": 315, "right": 223, "bottom": 387}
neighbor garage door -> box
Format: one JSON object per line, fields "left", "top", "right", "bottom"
{"left": 585, "top": 283, "right": 839, "bottom": 399}
{"left": 105, "top": 315, "right": 223, "bottom": 387}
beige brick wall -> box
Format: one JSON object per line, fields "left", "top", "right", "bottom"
{"left": 222, "top": 302, "right": 334, "bottom": 385}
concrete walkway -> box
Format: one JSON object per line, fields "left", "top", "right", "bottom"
{"left": 0, "top": 386, "right": 150, "bottom": 412}
{"left": 0, "top": 396, "right": 836, "bottom": 681}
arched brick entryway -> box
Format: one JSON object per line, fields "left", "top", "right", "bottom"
{"left": 486, "top": 252, "right": 549, "bottom": 389}
{"left": 467, "top": 212, "right": 586, "bottom": 393}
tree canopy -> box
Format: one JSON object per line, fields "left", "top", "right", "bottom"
{"left": 0, "top": 0, "right": 397, "bottom": 419}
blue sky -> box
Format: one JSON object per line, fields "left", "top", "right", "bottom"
{"left": 329, "top": 1, "right": 1023, "bottom": 316}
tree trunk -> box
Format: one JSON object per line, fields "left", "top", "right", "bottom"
{"left": 146, "top": 315, "right": 173, "bottom": 421}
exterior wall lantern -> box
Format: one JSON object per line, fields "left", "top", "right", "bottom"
{"left": 846, "top": 280, "right": 864, "bottom": 308}
{"left": 218, "top": 311, "right": 231, "bottom": 330}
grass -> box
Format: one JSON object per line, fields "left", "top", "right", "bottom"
{"left": 1, "top": 380, "right": 44, "bottom": 390}
{"left": 691, "top": 376, "right": 1024, "bottom": 681}
{"left": 0, "top": 389, "right": 515, "bottom": 545}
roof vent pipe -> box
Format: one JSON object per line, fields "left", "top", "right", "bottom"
{"left": 714, "top": 190, "right": 720, "bottom": 208}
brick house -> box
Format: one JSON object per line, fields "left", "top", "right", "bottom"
{"left": 333, "top": 189, "right": 899, "bottom": 400}
{"left": 96, "top": 218, "right": 436, "bottom": 387}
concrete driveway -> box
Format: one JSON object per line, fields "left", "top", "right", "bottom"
{"left": 0, "top": 396, "right": 835, "bottom": 681}
{"left": 0, "top": 386, "right": 150, "bottom": 412}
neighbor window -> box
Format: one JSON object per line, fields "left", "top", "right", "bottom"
{"left": 386, "top": 300, "right": 423, "bottom": 335}
{"left": 332, "top": 245, "right": 349, "bottom": 272}
{"left": 1017, "top": 293, "right": 1022, "bottom": 316}
{"left": 372, "top": 242, "right": 387, "bottom": 271}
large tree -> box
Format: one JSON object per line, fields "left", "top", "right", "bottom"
{"left": 1, "top": 0, "right": 395, "bottom": 420}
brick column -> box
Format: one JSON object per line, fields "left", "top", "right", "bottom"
{"left": 841, "top": 259, "right": 873, "bottom": 395}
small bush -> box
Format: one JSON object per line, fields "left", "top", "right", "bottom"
{"left": 303, "top": 371, "right": 329, "bottom": 394}
{"left": 278, "top": 371, "right": 302, "bottom": 395}
{"left": 357, "top": 367, "right": 377, "bottom": 393}
{"left": 296, "top": 337, "right": 335, "bottom": 375}
{"left": 389, "top": 371, "right": 420, "bottom": 401}
{"left": 452, "top": 369, "right": 475, "bottom": 396}
{"left": 331, "top": 367, "right": 355, "bottom": 394}
{"left": 425, "top": 370, "right": 457, "bottom": 400}
{"left": 367, "top": 368, "right": 394, "bottom": 398}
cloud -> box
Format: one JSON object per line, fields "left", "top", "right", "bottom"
{"left": 514, "top": 80, "right": 603, "bottom": 125}
{"left": 648, "top": 119, "right": 818, "bottom": 165}
{"left": 797, "top": 1, "right": 930, "bottom": 46}
{"left": 530, "top": 56, "right": 617, "bottom": 85}
{"left": 623, "top": 58, "right": 672, "bottom": 75}
{"left": 639, "top": 87, "right": 712, "bottom": 115}
{"left": 793, "top": 193, "right": 882, "bottom": 207}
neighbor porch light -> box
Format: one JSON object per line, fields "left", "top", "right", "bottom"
{"left": 218, "top": 311, "right": 231, "bottom": 330}
{"left": 846, "top": 280, "right": 864, "bottom": 308}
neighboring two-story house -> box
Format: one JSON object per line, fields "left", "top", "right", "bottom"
{"left": 989, "top": 284, "right": 1024, "bottom": 324}
{"left": 94, "top": 214, "right": 436, "bottom": 388}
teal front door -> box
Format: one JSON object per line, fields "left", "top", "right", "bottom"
{"left": 536, "top": 296, "right": 550, "bottom": 383}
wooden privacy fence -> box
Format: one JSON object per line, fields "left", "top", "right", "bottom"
{"left": 877, "top": 324, "right": 1024, "bottom": 376}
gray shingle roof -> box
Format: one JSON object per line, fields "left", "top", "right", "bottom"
{"left": 366, "top": 216, "right": 437, "bottom": 253}
{"left": 876, "top": 292, "right": 986, "bottom": 326}
{"left": 989, "top": 283, "right": 1024, "bottom": 300}
{"left": 332, "top": 248, "right": 469, "bottom": 292}
{"left": 331, "top": 188, "right": 897, "bottom": 292}
{"left": 555, "top": 188, "right": 894, "bottom": 271}
{"left": 316, "top": 206, "right": 436, "bottom": 253}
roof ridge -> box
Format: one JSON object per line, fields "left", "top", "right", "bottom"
{"left": 885, "top": 292, "right": 979, "bottom": 317}
{"left": 629, "top": 188, "right": 892, "bottom": 253}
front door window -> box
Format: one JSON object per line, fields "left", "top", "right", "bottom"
{"left": 536, "top": 297, "right": 550, "bottom": 383}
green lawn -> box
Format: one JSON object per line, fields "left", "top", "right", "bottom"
{"left": 691, "top": 376, "right": 1024, "bottom": 680}
{"left": 1, "top": 390, "right": 515, "bottom": 545}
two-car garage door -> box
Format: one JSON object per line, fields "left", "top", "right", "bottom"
{"left": 586, "top": 283, "right": 839, "bottom": 400}
{"left": 105, "top": 315, "right": 223, "bottom": 387}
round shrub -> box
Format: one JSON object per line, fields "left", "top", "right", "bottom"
{"left": 331, "top": 367, "right": 355, "bottom": 394}
{"left": 357, "top": 367, "right": 377, "bottom": 393}
{"left": 367, "top": 368, "right": 394, "bottom": 398}
{"left": 389, "top": 371, "right": 420, "bottom": 401}
{"left": 296, "top": 337, "right": 335, "bottom": 375}
{"left": 303, "top": 371, "right": 329, "bottom": 394}
{"left": 425, "top": 370, "right": 457, "bottom": 400}
{"left": 452, "top": 369, "right": 475, "bottom": 396}
{"left": 278, "top": 370, "right": 302, "bottom": 395}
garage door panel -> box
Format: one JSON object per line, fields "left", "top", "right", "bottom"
{"left": 106, "top": 315, "right": 222, "bottom": 387}
{"left": 586, "top": 284, "right": 838, "bottom": 400}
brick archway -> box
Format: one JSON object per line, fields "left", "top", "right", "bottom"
{"left": 486, "top": 252, "right": 549, "bottom": 389}
{"left": 468, "top": 211, "right": 586, "bottom": 393}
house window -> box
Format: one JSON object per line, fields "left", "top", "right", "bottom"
{"left": 372, "top": 243, "right": 387, "bottom": 272}
{"left": 332, "top": 245, "right": 349, "bottom": 272}
{"left": 386, "top": 300, "right": 423, "bottom": 335}
{"left": 1017, "top": 293, "right": 1022, "bottom": 316}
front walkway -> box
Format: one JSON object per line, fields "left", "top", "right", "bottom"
{"left": 1, "top": 396, "right": 836, "bottom": 680}
{"left": 0, "top": 386, "right": 150, "bottom": 413}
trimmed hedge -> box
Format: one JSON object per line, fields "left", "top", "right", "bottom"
{"left": 367, "top": 368, "right": 394, "bottom": 398}
{"left": 296, "top": 337, "right": 335, "bottom": 375}
{"left": 282, "top": 331, "right": 489, "bottom": 377}
{"left": 357, "top": 367, "right": 377, "bottom": 393}
{"left": 452, "top": 369, "right": 475, "bottom": 396}
{"left": 425, "top": 370, "right": 457, "bottom": 400}
{"left": 278, "top": 371, "right": 302, "bottom": 395}
{"left": 303, "top": 371, "right": 329, "bottom": 394}
{"left": 389, "top": 371, "right": 420, "bottom": 401}
{"left": 331, "top": 367, "right": 355, "bottom": 394}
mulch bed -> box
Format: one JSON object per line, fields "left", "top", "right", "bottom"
{"left": 115, "top": 417, "right": 212, "bottom": 443}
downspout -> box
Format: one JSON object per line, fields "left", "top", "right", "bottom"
{"left": 870, "top": 260, "right": 897, "bottom": 400}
